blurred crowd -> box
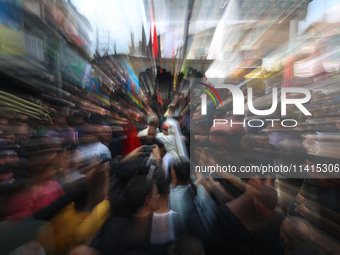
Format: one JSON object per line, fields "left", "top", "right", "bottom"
{"left": 0, "top": 91, "right": 190, "bottom": 255}
{"left": 0, "top": 87, "right": 340, "bottom": 255}
{"left": 1, "top": 0, "right": 340, "bottom": 254}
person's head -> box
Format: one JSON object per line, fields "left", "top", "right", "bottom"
{"left": 173, "top": 93, "right": 179, "bottom": 102}
{"left": 51, "top": 112, "right": 67, "bottom": 127}
{"left": 0, "top": 117, "right": 8, "bottom": 127}
{"left": 140, "top": 126, "right": 158, "bottom": 146}
{"left": 254, "top": 182, "right": 277, "bottom": 211}
{"left": 168, "top": 106, "right": 176, "bottom": 118}
{"left": 79, "top": 124, "right": 100, "bottom": 144}
{"left": 173, "top": 115, "right": 183, "bottom": 127}
{"left": 0, "top": 144, "right": 19, "bottom": 166}
{"left": 7, "top": 241, "right": 47, "bottom": 255}
{"left": 153, "top": 169, "right": 171, "bottom": 197}
{"left": 158, "top": 141, "right": 166, "bottom": 158}
{"left": 209, "top": 118, "right": 244, "bottom": 151}
{"left": 147, "top": 114, "right": 159, "bottom": 128}
{"left": 68, "top": 111, "right": 85, "bottom": 127}
{"left": 240, "top": 133, "right": 258, "bottom": 151}
{"left": 124, "top": 176, "right": 160, "bottom": 215}
{"left": 1, "top": 128, "right": 16, "bottom": 144}
{"left": 87, "top": 167, "right": 109, "bottom": 207}
{"left": 171, "top": 160, "right": 190, "bottom": 185}
{"left": 99, "top": 125, "right": 112, "bottom": 146}
{"left": 14, "top": 122, "right": 31, "bottom": 143}
{"left": 276, "top": 139, "right": 307, "bottom": 166}
{"left": 54, "top": 146, "right": 72, "bottom": 176}
{"left": 147, "top": 125, "right": 157, "bottom": 140}
{"left": 18, "top": 136, "right": 63, "bottom": 182}
{"left": 162, "top": 124, "right": 169, "bottom": 135}
{"left": 69, "top": 245, "right": 99, "bottom": 255}
{"left": 143, "top": 96, "right": 150, "bottom": 106}
{"left": 209, "top": 131, "right": 228, "bottom": 150}
{"left": 145, "top": 138, "right": 165, "bottom": 156}
{"left": 280, "top": 217, "right": 319, "bottom": 253}
{"left": 245, "top": 178, "right": 277, "bottom": 211}
{"left": 254, "top": 131, "right": 271, "bottom": 148}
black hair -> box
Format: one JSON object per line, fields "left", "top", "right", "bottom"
{"left": 173, "top": 115, "right": 182, "bottom": 121}
{"left": 144, "top": 138, "right": 164, "bottom": 148}
{"left": 123, "top": 176, "right": 155, "bottom": 215}
{"left": 168, "top": 235, "right": 205, "bottom": 255}
{"left": 172, "top": 160, "right": 190, "bottom": 183}
{"left": 153, "top": 169, "right": 171, "bottom": 196}
{"left": 111, "top": 159, "right": 143, "bottom": 183}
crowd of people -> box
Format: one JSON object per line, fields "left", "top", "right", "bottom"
{"left": 0, "top": 88, "right": 340, "bottom": 255}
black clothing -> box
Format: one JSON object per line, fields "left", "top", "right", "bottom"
{"left": 206, "top": 203, "right": 283, "bottom": 255}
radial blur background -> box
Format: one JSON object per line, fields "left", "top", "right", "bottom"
{"left": 1, "top": 0, "right": 340, "bottom": 255}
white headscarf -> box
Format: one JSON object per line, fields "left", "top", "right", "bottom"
{"left": 156, "top": 118, "right": 189, "bottom": 163}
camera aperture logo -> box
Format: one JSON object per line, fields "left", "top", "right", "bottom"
{"left": 198, "top": 82, "right": 223, "bottom": 107}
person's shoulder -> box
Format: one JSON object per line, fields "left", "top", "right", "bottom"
{"left": 170, "top": 184, "right": 191, "bottom": 195}
{"left": 163, "top": 153, "right": 173, "bottom": 160}
{"left": 156, "top": 132, "right": 164, "bottom": 138}
{"left": 96, "top": 142, "right": 110, "bottom": 152}
{"left": 137, "top": 128, "right": 148, "bottom": 137}
{"left": 96, "top": 141, "right": 106, "bottom": 148}
{"left": 92, "top": 216, "right": 132, "bottom": 255}
{"left": 102, "top": 216, "right": 131, "bottom": 237}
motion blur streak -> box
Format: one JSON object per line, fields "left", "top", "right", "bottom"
{"left": 1, "top": 1, "right": 340, "bottom": 255}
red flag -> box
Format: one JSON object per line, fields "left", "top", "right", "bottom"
{"left": 152, "top": 26, "right": 158, "bottom": 58}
